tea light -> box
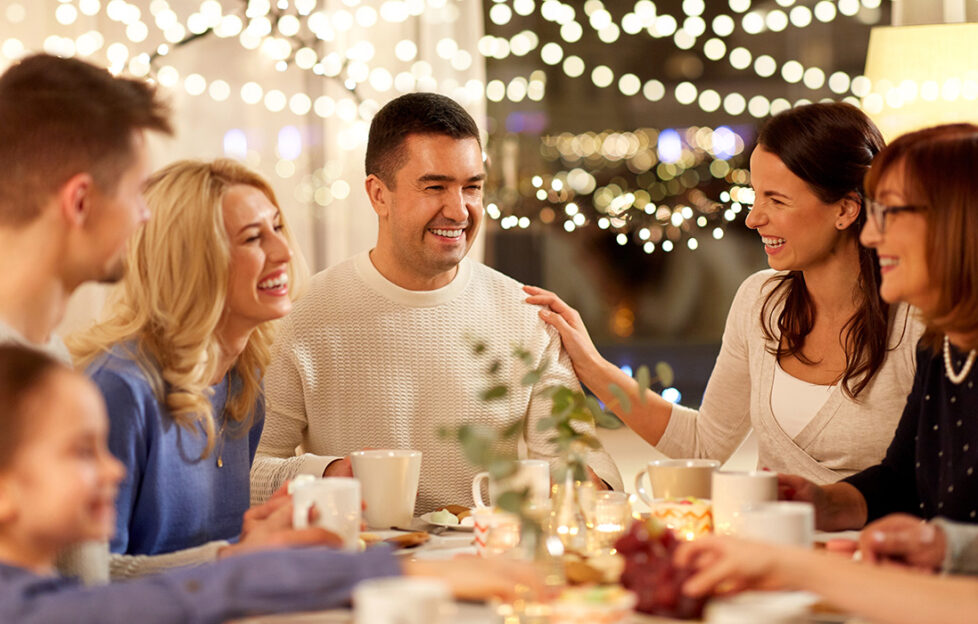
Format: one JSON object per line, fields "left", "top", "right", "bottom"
{"left": 649, "top": 499, "right": 713, "bottom": 540}
{"left": 586, "top": 491, "right": 632, "bottom": 554}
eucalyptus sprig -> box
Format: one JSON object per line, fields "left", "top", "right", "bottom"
{"left": 442, "top": 336, "right": 674, "bottom": 514}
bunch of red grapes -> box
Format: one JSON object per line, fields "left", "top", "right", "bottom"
{"left": 614, "top": 518, "right": 706, "bottom": 619}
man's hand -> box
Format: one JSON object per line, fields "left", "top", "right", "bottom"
{"left": 323, "top": 456, "right": 353, "bottom": 477}
{"left": 859, "top": 514, "right": 946, "bottom": 571}
{"left": 218, "top": 495, "right": 342, "bottom": 558}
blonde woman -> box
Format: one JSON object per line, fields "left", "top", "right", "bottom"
{"left": 68, "top": 159, "right": 314, "bottom": 578}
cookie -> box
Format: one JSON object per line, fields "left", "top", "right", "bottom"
{"left": 438, "top": 504, "right": 470, "bottom": 516}
{"left": 384, "top": 531, "right": 430, "bottom": 549}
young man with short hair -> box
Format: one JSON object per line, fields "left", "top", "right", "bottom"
{"left": 253, "top": 93, "right": 623, "bottom": 510}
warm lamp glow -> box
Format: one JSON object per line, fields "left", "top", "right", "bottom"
{"left": 863, "top": 23, "right": 978, "bottom": 141}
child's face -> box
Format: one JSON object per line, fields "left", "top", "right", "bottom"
{"left": 0, "top": 371, "right": 124, "bottom": 560}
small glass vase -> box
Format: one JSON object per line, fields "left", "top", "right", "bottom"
{"left": 548, "top": 473, "right": 596, "bottom": 556}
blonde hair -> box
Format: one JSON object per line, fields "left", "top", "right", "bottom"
{"left": 68, "top": 158, "right": 307, "bottom": 457}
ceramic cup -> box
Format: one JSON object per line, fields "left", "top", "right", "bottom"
{"left": 353, "top": 577, "right": 453, "bottom": 624}
{"left": 471, "top": 507, "right": 521, "bottom": 557}
{"left": 710, "top": 471, "right": 778, "bottom": 536}
{"left": 350, "top": 449, "right": 422, "bottom": 529}
{"left": 706, "top": 591, "right": 814, "bottom": 624}
{"left": 291, "top": 477, "right": 361, "bottom": 551}
{"left": 736, "top": 501, "right": 815, "bottom": 547}
{"left": 634, "top": 458, "right": 720, "bottom": 507}
{"left": 472, "top": 459, "right": 551, "bottom": 508}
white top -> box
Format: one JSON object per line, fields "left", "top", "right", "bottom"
{"left": 251, "top": 251, "right": 623, "bottom": 513}
{"left": 771, "top": 362, "right": 835, "bottom": 440}
{"left": 658, "top": 269, "right": 925, "bottom": 485}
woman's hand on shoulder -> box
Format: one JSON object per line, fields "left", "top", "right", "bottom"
{"left": 522, "top": 285, "right": 602, "bottom": 377}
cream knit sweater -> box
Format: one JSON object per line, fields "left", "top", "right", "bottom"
{"left": 657, "top": 269, "right": 924, "bottom": 484}
{"left": 251, "top": 252, "right": 623, "bottom": 512}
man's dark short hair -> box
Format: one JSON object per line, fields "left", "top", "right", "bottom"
{"left": 365, "top": 92, "right": 481, "bottom": 186}
{"left": 0, "top": 54, "right": 172, "bottom": 226}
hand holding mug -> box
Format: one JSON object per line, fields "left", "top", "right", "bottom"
{"left": 219, "top": 494, "right": 342, "bottom": 558}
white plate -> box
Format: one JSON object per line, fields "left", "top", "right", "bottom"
{"left": 420, "top": 510, "right": 475, "bottom": 531}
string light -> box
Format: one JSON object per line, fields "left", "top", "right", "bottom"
{"left": 3, "top": 0, "right": 913, "bottom": 255}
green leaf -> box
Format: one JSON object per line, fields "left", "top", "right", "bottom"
{"left": 512, "top": 345, "right": 533, "bottom": 366}
{"left": 655, "top": 362, "right": 675, "bottom": 388}
{"left": 636, "top": 365, "right": 651, "bottom": 404}
{"left": 592, "top": 409, "right": 623, "bottom": 430}
{"left": 502, "top": 420, "right": 524, "bottom": 439}
{"left": 489, "top": 458, "right": 517, "bottom": 480}
{"left": 472, "top": 340, "right": 487, "bottom": 355}
{"left": 496, "top": 489, "right": 526, "bottom": 515}
{"left": 609, "top": 384, "right": 632, "bottom": 413}
{"left": 488, "top": 359, "right": 501, "bottom": 375}
{"left": 481, "top": 385, "right": 508, "bottom": 401}
{"left": 521, "top": 369, "right": 541, "bottom": 386}
{"left": 536, "top": 416, "right": 556, "bottom": 432}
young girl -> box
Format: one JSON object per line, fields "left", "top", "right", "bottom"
{"left": 0, "top": 344, "right": 545, "bottom": 622}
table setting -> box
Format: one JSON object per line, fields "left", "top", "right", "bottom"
{"left": 230, "top": 448, "right": 875, "bottom": 624}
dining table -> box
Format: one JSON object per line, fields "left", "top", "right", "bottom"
{"left": 229, "top": 526, "right": 873, "bottom": 624}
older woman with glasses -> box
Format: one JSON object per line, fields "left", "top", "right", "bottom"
{"left": 780, "top": 123, "right": 978, "bottom": 566}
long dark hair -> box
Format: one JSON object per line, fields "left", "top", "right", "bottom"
{"left": 757, "top": 102, "right": 887, "bottom": 398}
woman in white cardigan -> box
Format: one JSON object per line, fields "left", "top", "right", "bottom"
{"left": 525, "top": 102, "right": 923, "bottom": 484}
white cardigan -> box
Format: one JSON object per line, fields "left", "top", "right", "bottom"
{"left": 657, "top": 270, "right": 924, "bottom": 485}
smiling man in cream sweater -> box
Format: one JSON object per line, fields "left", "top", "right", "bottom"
{"left": 251, "top": 93, "right": 622, "bottom": 512}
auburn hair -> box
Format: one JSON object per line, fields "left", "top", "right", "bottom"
{"left": 864, "top": 123, "right": 978, "bottom": 351}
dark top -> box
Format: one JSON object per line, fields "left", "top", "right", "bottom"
{"left": 845, "top": 343, "right": 978, "bottom": 523}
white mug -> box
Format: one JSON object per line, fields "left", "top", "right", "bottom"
{"left": 351, "top": 449, "right": 422, "bottom": 529}
{"left": 706, "top": 591, "right": 814, "bottom": 624}
{"left": 736, "top": 501, "right": 815, "bottom": 547}
{"left": 291, "top": 477, "right": 361, "bottom": 551}
{"left": 711, "top": 471, "right": 778, "bottom": 535}
{"left": 472, "top": 459, "right": 551, "bottom": 508}
{"left": 634, "top": 459, "right": 720, "bottom": 507}
{"left": 353, "top": 577, "right": 453, "bottom": 624}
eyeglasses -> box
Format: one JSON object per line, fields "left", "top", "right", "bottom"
{"left": 865, "top": 198, "right": 925, "bottom": 234}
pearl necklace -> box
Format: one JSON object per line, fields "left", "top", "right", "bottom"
{"left": 943, "top": 336, "right": 977, "bottom": 385}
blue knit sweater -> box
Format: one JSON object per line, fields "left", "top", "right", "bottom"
{"left": 86, "top": 346, "right": 263, "bottom": 556}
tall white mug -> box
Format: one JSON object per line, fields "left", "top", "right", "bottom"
{"left": 291, "top": 477, "right": 361, "bottom": 551}
{"left": 634, "top": 459, "right": 720, "bottom": 507}
{"left": 354, "top": 577, "right": 453, "bottom": 624}
{"left": 472, "top": 459, "right": 551, "bottom": 508}
{"left": 351, "top": 449, "right": 422, "bottom": 529}
{"left": 711, "top": 471, "right": 778, "bottom": 535}
{"left": 736, "top": 501, "right": 815, "bottom": 547}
